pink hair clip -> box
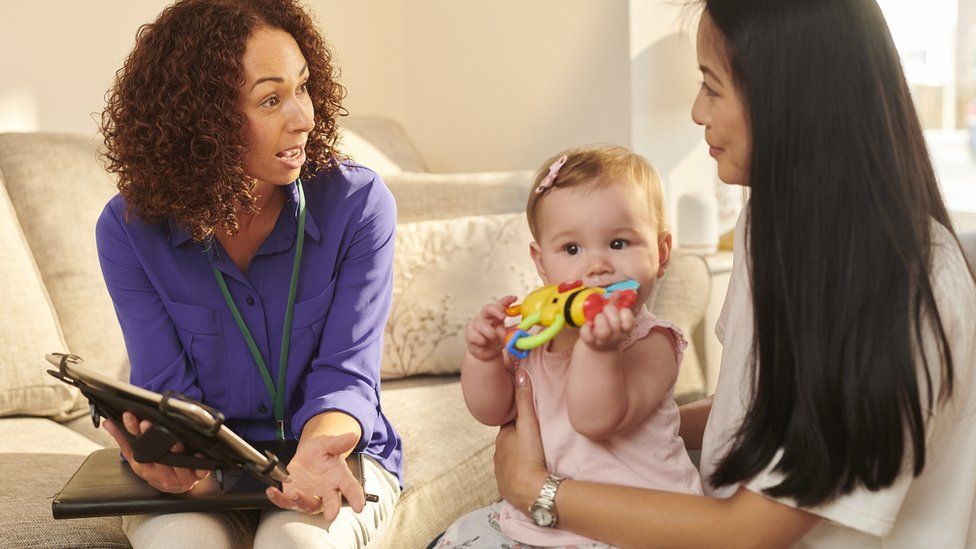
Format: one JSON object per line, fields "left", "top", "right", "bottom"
{"left": 535, "top": 155, "right": 568, "bottom": 195}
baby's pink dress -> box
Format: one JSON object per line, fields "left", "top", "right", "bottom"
{"left": 499, "top": 306, "right": 703, "bottom": 547}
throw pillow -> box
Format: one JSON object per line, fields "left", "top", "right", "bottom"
{"left": 0, "top": 183, "right": 78, "bottom": 417}
{"left": 383, "top": 213, "right": 538, "bottom": 378}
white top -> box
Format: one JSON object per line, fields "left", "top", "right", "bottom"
{"left": 700, "top": 208, "right": 976, "bottom": 547}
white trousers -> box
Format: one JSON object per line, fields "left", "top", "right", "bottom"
{"left": 123, "top": 456, "right": 401, "bottom": 549}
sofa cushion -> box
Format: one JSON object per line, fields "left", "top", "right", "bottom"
{"left": 0, "top": 134, "right": 130, "bottom": 387}
{"left": 340, "top": 129, "right": 406, "bottom": 177}
{"left": 0, "top": 178, "right": 78, "bottom": 418}
{"left": 371, "top": 376, "right": 498, "bottom": 549}
{"left": 384, "top": 213, "right": 538, "bottom": 379}
{"left": 0, "top": 418, "right": 127, "bottom": 548}
{"left": 340, "top": 116, "right": 428, "bottom": 173}
{"left": 385, "top": 170, "right": 532, "bottom": 224}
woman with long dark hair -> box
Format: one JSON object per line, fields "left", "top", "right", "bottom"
{"left": 488, "top": 0, "right": 976, "bottom": 546}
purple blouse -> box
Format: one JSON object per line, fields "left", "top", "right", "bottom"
{"left": 95, "top": 163, "right": 402, "bottom": 484}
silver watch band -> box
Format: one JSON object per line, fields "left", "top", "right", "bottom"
{"left": 538, "top": 474, "right": 563, "bottom": 505}
{"left": 529, "top": 473, "right": 565, "bottom": 527}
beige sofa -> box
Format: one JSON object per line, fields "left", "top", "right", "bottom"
{"left": 0, "top": 117, "right": 711, "bottom": 548}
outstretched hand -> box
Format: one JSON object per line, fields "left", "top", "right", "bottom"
{"left": 102, "top": 411, "right": 210, "bottom": 494}
{"left": 265, "top": 432, "right": 366, "bottom": 523}
{"left": 494, "top": 367, "right": 551, "bottom": 513}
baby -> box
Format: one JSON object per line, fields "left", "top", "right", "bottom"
{"left": 438, "top": 145, "right": 702, "bottom": 548}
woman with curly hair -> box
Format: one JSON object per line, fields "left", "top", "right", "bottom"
{"left": 95, "top": 0, "right": 401, "bottom": 546}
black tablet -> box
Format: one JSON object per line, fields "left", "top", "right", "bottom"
{"left": 46, "top": 352, "right": 290, "bottom": 489}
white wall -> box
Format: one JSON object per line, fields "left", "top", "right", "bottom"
{"left": 0, "top": 0, "right": 713, "bottom": 218}
{"left": 310, "top": 0, "right": 407, "bottom": 128}
{"left": 629, "top": 1, "right": 717, "bottom": 234}
{"left": 0, "top": 1, "right": 168, "bottom": 135}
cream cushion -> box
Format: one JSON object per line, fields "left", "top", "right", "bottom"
{"left": 340, "top": 129, "right": 405, "bottom": 177}
{"left": 383, "top": 213, "right": 538, "bottom": 379}
{"left": 385, "top": 170, "right": 532, "bottom": 223}
{"left": 0, "top": 134, "right": 130, "bottom": 390}
{"left": 372, "top": 376, "right": 498, "bottom": 549}
{"left": 0, "top": 181, "right": 77, "bottom": 417}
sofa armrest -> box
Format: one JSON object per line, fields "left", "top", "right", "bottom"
{"left": 386, "top": 170, "right": 533, "bottom": 223}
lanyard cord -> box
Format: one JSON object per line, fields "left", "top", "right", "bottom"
{"left": 211, "top": 179, "right": 306, "bottom": 440}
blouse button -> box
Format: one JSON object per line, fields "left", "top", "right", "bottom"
{"left": 246, "top": 296, "right": 255, "bottom": 306}
{"left": 258, "top": 404, "right": 268, "bottom": 414}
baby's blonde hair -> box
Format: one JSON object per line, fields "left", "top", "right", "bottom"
{"left": 526, "top": 145, "right": 668, "bottom": 240}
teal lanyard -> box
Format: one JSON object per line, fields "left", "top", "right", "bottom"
{"left": 212, "top": 179, "right": 305, "bottom": 440}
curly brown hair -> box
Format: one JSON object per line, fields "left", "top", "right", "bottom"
{"left": 100, "top": 0, "right": 346, "bottom": 242}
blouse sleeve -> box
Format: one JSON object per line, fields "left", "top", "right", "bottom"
{"left": 95, "top": 201, "right": 203, "bottom": 400}
{"left": 289, "top": 176, "right": 396, "bottom": 448}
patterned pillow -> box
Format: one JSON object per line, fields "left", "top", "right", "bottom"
{"left": 383, "top": 213, "right": 538, "bottom": 379}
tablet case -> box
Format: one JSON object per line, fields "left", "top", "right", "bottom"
{"left": 51, "top": 441, "right": 364, "bottom": 519}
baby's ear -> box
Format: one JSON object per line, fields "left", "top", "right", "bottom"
{"left": 657, "top": 231, "right": 673, "bottom": 279}
{"left": 529, "top": 242, "right": 550, "bottom": 284}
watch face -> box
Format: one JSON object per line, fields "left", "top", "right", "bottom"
{"left": 531, "top": 505, "right": 555, "bottom": 526}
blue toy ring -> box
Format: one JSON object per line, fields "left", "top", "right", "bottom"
{"left": 505, "top": 330, "right": 530, "bottom": 359}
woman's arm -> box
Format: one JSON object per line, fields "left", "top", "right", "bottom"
{"left": 95, "top": 202, "right": 203, "bottom": 398}
{"left": 496, "top": 369, "right": 821, "bottom": 549}
{"left": 679, "top": 395, "right": 713, "bottom": 451}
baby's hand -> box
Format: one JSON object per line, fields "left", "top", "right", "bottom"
{"left": 579, "top": 294, "right": 636, "bottom": 352}
{"left": 465, "top": 296, "right": 518, "bottom": 361}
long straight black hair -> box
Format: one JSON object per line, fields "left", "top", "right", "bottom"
{"left": 703, "top": 0, "right": 961, "bottom": 507}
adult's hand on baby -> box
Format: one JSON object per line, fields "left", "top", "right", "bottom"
{"left": 579, "top": 293, "right": 636, "bottom": 352}
{"left": 102, "top": 411, "right": 210, "bottom": 494}
{"left": 465, "top": 295, "right": 517, "bottom": 361}
{"left": 495, "top": 367, "right": 550, "bottom": 513}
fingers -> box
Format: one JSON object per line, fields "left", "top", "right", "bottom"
{"left": 473, "top": 319, "right": 506, "bottom": 345}
{"left": 102, "top": 419, "right": 134, "bottom": 460}
{"left": 321, "top": 490, "right": 344, "bottom": 522}
{"left": 619, "top": 306, "right": 635, "bottom": 333}
{"left": 480, "top": 301, "right": 508, "bottom": 324}
{"left": 266, "top": 486, "right": 296, "bottom": 511}
{"left": 290, "top": 488, "right": 325, "bottom": 514}
{"left": 122, "top": 413, "right": 206, "bottom": 491}
{"left": 513, "top": 367, "right": 538, "bottom": 428}
{"left": 334, "top": 465, "right": 367, "bottom": 512}
{"left": 122, "top": 411, "right": 141, "bottom": 436}
{"left": 582, "top": 305, "right": 637, "bottom": 350}
{"left": 171, "top": 461, "right": 204, "bottom": 487}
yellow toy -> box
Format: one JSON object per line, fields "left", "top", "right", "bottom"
{"left": 504, "top": 279, "right": 640, "bottom": 359}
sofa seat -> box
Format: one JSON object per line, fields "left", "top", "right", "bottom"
{"left": 372, "top": 376, "right": 498, "bottom": 548}
{"left": 0, "top": 419, "right": 128, "bottom": 547}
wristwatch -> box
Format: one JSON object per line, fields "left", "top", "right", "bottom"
{"left": 529, "top": 474, "right": 565, "bottom": 527}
